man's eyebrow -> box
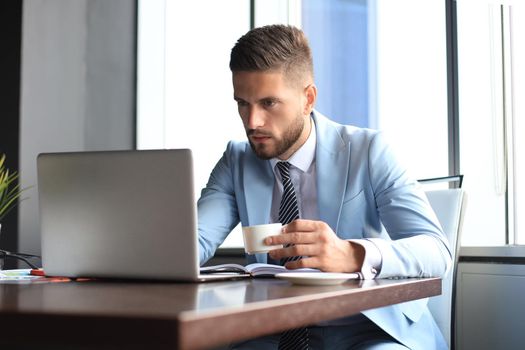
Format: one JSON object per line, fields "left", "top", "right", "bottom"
{"left": 233, "top": 96, "right": 281, "bottom": 103}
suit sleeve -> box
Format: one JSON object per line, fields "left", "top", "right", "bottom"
{"left": 197, "top": 142, "right": 240, "bottom": 264}
{"left": 366, "top": 132, "right": 452, "bottom": 278}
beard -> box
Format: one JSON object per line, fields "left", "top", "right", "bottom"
{"left": 247, "top": 112, "right": 305, "bottom": 160}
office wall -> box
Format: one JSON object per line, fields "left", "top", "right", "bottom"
{"left": 0, "top": 2, "right": 22, "bottom": 261}
{"left": 19, "top": 0, "right": 136, "bottom": 254}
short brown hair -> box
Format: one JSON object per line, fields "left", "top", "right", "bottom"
{"left": 230, "top": 25, "right": 313, "bottom": 86}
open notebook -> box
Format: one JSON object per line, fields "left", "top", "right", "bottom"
{"left": 201, "top": 263, "right": 318, "bottom": 277}
{"left": 201, "top": 263, "right": 360, "bottom": 284}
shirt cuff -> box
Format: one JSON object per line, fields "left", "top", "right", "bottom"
{"left": 348, "top": 239, "right": 382, "bottom": 279}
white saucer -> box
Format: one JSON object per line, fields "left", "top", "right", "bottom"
{"left": 275, "top": 272, "right": 359, "bottom": 286}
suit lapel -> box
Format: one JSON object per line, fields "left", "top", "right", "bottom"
{"left": 313, "top": 112, "right": 351, "bottom": 233}
{"left": 242, "top": 147, "right": 274, "bottom": 226}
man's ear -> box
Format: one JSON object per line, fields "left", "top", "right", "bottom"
{"left": 304, "top": 84, "right": 317, "bottom": 115}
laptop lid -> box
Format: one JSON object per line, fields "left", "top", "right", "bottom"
{"left": 37, "top": 149, "right": 206, "bottom": 281}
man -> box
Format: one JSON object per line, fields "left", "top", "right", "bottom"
{"left": 197, "top": 24, "right": 451, "bottom": 349}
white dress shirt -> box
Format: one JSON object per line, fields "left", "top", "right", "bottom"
{"left": 269, "top": 118, "right": 381, "bottom": 278}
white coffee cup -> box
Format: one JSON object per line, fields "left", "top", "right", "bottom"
{"left": 242, "top": 223, "right": 283, "bottom": 254}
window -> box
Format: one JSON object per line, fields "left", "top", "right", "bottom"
{"left": 137, "top": 0, "right": 250, "bottom": 247}
{"left": 365, "top": 0, "right": 449, "bottom": 180}
{"left": 457, "top": 0, "right": 524, "bottom": 245}
{"left": 303, "top": 0, "right": 449, "bottom": 181}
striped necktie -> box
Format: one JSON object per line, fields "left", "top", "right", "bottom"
{"left": 277, "top": 161, "right": 299, "bottom": 226}
{"left": 277, "top": 161, "right": 301, "bottom": 264}
{"left": 276, "top": 161, "right": 309, "bottom": 350}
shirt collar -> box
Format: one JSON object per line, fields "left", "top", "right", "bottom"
{"left": 270, "top": 117, "right": 316, "bottom": 173}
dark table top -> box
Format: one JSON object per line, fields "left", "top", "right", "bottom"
{"left": 0, "top": 276, "right": 441, "bottom": 349}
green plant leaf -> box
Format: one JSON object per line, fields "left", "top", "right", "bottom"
{"left": 0, "top": 153, "right": 28, "bottom": 223}
{"left": 0, "top": 195, "right": 20, "bottom": 218}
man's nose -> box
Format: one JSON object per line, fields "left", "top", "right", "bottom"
{"left": 246, "top": 107, "right": 265, "bottom": 130}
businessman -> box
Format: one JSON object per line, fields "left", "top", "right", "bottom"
{"left": 197, "top": 25, "right": 451, "bottom": 349}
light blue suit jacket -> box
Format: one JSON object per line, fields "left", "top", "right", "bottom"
{"left": 198, "top": 111, "right": 451, "bottom": 349}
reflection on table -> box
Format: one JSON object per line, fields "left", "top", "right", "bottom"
{"left": 0, "top": 277, "right": 441, "bottom": 350}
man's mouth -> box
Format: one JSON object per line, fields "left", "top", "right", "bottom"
{"left": 248, "top": 130, "right": 272, "bottom": 143}
{"left": 251, "top": 135, "right": 271, "bottom": 143}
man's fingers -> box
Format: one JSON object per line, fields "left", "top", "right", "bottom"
{"left": 283, "top": 219, "right": 320, "bottom": 233}
{"left": 268, "top": 243, "right": 319, "bottom": 260}
{"left": 284, "top": 256, "right": 319, "bottom": 270}
{"left": 265, "top": 231, "right": 317, "bottom": 246}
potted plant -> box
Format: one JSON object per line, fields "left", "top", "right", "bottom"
{"left": 0, "top": 154, "right": 24, "bottom": 233}
{"left": 0, "top": 155, "right": 39, "bottom": 270}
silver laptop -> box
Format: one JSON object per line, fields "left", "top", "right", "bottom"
{"left": 37, "top": 149, "right": 245, "bottom": 282}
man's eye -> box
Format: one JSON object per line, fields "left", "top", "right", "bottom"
{"left": 263, "top": 100, "right": 276, "bottom": 108}
{"left": 237, "top": 100, "right": 248, "bottom": 107}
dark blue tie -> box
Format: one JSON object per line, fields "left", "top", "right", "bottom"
{"left": 277, "top": 161, "right": 299, "bottom": 225}
{"left": 277, "top": 161, "right": 301, "bottom": 265}
{"left": 277, "top": 162, "right": 299, "bottom": 225}
{"left": 276, "top": 161, "right": 309, "bottom": 350}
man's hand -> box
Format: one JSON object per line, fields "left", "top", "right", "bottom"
{"left": 265, "top": 219, "right": 365, "bottom": 272}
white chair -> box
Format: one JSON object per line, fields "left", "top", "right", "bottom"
{"left": 425, "top": 188, "right": 467, "bottom": 350}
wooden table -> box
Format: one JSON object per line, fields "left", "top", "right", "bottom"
{"left": 0, "top": 277, "right": 440, "bottom": 349}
